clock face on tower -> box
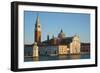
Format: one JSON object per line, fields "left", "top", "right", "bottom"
{"left": 37, "top": 28, "right": 41, "bottom": 31}
{"left": 37, "top": 25, "right": 41, "bottom": 31}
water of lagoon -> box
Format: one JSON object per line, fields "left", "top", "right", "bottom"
{"left": 24, "top": 53, "right": 90, "bottom": 62}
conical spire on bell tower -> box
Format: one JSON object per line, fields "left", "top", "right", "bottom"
{"left": 35, "top": 14, "right": 40, "bottom": 25}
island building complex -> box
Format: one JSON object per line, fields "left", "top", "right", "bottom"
{"left": 25, "top": 15, "right": 81, "bottom": 57}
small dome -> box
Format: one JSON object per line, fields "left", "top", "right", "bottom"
{"left": 58, "top": 29, "right": 65, "bottom": 39}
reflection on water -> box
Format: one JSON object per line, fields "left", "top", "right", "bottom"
{"left": 59, "top": 55, "right": 69, "bottom": 60}
{"left": 24, "top": 54, "right": 90, "bottom": 62}
{"left": 70, "top": 54, "right": 81, "bottom": 59}
{"left": 33, "top": 57, "right": 39, "bottom": 61}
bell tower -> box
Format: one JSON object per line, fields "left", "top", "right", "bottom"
{"left": 34, "top": 15, "right": 41, "bottom": 44}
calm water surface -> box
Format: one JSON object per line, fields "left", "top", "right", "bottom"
{"left": 24, "top": 54, "right": 90, "bottom": 62}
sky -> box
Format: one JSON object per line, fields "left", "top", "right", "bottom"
{"left": 24, "top": 11, "right": 90, "bottom": 44}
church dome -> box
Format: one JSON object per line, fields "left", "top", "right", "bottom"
{"left": 58, "top": 29, "right": 65, "bottom": 39}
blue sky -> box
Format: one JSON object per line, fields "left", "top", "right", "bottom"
{"left": 24, "top": 11, "right": 90, "bottom": 44}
